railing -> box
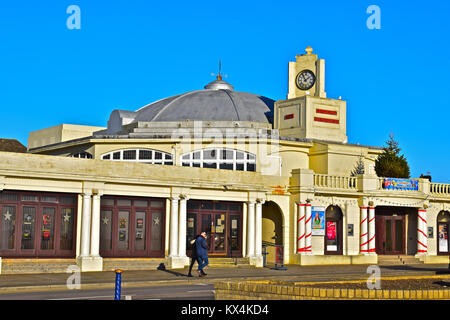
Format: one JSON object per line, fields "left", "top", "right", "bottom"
{"left": 262, "top": 241, "right": 287, "bottom": 270}
{"left": 313, "top": 174, "right": 357, "bottom": 190}
{"left": 430, "top": 183, "right": 450, "bottom": 196}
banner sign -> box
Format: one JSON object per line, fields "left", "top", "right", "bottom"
{"left": 311, "top": 206, "right": 325, "bottom": 236}
{"left": 383, "top": 178, "right": 419, "bottom": 191}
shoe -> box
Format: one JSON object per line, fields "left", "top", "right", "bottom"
{"left": 201, "top": 271, "right": 207, "bottom": 276}
{"left": 187, "top": 274, "right": 193, "bottom": 277}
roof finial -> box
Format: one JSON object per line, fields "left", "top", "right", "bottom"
{"left": 217, "top": 60, "right": 222, "bottom": 80}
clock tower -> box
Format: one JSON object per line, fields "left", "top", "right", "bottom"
{"left": 288, "top": 47, "right": 326, "bottom": 99}
{"left": 275, "top": 47, "right": 347, "bottom": 143}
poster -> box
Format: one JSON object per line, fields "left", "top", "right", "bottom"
{"left": 326, "top": 221, "right": 337, "bottom": 251}
{"left": 439, "top": 224, "right": 448, "bottom": 252}
{"left": 311, "top": 206, "right": 325, "bottom": 236}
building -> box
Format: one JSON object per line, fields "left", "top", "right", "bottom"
{"left": 0, "top": 47, "right": 449, "bottom": 273}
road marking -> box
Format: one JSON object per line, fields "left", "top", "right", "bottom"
{"left": 48, "top": 295, "right": 113, "bottom": 300}
{"left": 187, "top": 289, "right": 215, "bottom": 293}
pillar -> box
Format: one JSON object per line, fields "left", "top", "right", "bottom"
{"left": 178, "top": 197, "right": 188, "bottom": 258}
{"left": 297, "top": 203, "right": 306, "bottom": 254}
{"left": 80, "top": 192, "right": 92, "bottom": 257}
{"left": 255, "top": 200, "right": 264, "bottom": 257}
{"left": 360, "top": 207, "right": 368, "bottom": 254}
{"left": 169, "top": 197, "right": 179, "bottom": 257}
{"left": 305, "top": 204, "right": 312, "bottom": 254}
{"left": 417, "top": 209, "right": 428, "bottom": 254}
{"left": 368, "top": 207, "right": 376, "bottom": 254}
{"left": 246, "top": 201, "right": 255, "bottom": 257}
{"left": 90, "top": 193, "right": 101, "bottom": 257}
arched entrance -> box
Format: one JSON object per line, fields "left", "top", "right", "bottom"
{"left": 324, "top": 205, "right": 343, "bottom": 255}
{"left": 437, "top": 211, "right": 450, "bottom": 255}
{"left": 262, "top": 201, "right": 283, "bottom": 264}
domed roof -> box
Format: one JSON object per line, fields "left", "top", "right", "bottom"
{"left": 133, "top": 78, "right": 274, "bottom": 123}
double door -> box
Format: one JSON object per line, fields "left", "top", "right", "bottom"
{"left": 187, "top": 212, "right": 241, "bottom": 257}
{"left": 100, "top": 208, "right": 164, "bottom": 257}
{"left": 376, "top": 215, "right": 405, "bottom": 255}
{"left": 0, "top": 204, "right": 76, "bottom": 257}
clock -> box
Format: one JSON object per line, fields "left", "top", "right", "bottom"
{"left": 296, "top": 70, "right": 316, "bottom": 90}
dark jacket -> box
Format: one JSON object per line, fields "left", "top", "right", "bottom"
{"left": 194, "top": 235, "right": 208, "bottom": 257}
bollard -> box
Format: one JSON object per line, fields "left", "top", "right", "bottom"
{"left": 114, "top": 269, "right": 122, "bottom": 300}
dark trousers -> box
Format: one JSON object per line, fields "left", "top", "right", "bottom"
{"left": 188, "top": 256, "right": 197, "bottom": 274}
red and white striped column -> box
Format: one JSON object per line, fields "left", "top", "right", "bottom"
{"left": 360, "top": 207, "right": 369, "bottom": 254}
{"left": 297, "top": 204, "right": 306, "bottom": 254}
{"left": 368, "top": 207, "right": 376, "bottom": 254}
{"left": 417, "top": 209, "right": 428, "bottom": 254}
{"left": 305, "top": 204, "right": 312, "bottom": 254}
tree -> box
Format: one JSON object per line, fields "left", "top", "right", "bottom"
{"left": 351, "top": 154, "right": 365, "bottom": 176}
{"left": 375, "top": 133, "right": 410, "bottom": 178}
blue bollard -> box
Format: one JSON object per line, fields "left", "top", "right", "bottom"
{"left": 114, "top": 269, "right": 122, "bottom": 300}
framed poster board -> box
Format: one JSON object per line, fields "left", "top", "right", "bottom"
{"left": 311, "top": 206, "right": 325, "bottom": 236}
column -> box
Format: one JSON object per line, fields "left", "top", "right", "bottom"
{"left": 297, "top": 203, "right": 306, "bottom": 254}
{"left": 417, "top": 209, "right": 428, "bottom": 254}
{"left": 80, "top": 193, "right": 92, "bottom": 257}
{"left": 360, "top": 207, "right": 368, "bottom": 254}
{"left": 178, "top": 197, "right": 188, "bottom": 258}
{"left": 90, "top": 193, "right": 101, "bottom": 257}
{"left": 255, "top": 200, "right": 264, "bottom": 257}
{"left": 246, "top": 201, "right": 255, "bottom": 257}
{"left": 169, "top": 197, "right": 179, "bottom": 257}
{"left": 305, "top": 204, "right": 312, "bottom": 254}
{"left": 368, "top": 207, "right": 376, "bottom": 254}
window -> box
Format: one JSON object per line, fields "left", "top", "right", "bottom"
{"left": 101, "top": 149, "right": 173, "bottom": 165}
{"left": 70, "top": 152, "right": 93, "bottom": 159}
{"left": 181, "top": 148, "right": 256, "bottom": 172}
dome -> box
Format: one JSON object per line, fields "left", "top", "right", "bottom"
{"left": 99, "top": 77, "right": 275, "bottom": 136}
{"left": 133, "top": 78, "right": 274, "bottom": 123}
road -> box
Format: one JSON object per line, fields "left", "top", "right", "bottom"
{"left": 0, "top": 283, "right": 215, "bottom": 300}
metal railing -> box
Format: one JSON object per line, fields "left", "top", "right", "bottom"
{"left": 262, "top": 241, "right": 287, "bottom": 270}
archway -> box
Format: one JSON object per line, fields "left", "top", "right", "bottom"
{"left": 262, "top": 201, "right": 283, "bottom": 264}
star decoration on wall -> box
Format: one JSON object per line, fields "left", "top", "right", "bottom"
{"left": 3, "top": 210, "right": 11, "bottom": 221}
{"left": 63, "top": 212, "right": 71, "bottom": 222}
{"left": 153, "top": 217, "right": 160, "bottom": 226}
{"left": 102, "top": 217, "right": 109, "bottom": 225}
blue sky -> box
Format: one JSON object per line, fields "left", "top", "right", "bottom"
{"left": 0, "top": 0, "right": 449, "bottom": 182}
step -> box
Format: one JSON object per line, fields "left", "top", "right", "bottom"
{"left": 1, "top": 259, "right": 77, "bottom": 274}
{"left": 377, "top": 255, "right": 424, "bottom": 266}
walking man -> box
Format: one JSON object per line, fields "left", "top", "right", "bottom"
{"left": 187, "top": 236, "right": 199, "bottom": 277}
{"left": 194, "top": 231, "right": 209, "bottom": 277}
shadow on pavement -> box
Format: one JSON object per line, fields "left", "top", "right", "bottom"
{"left": 157, "top": 263, "right": 189, "bottom": 277}
{"left": 380, "top": 264, "right": 450, "bottom": 275}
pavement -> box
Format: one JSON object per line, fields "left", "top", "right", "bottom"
{"left": 0, "top": 263, "right": 449, "bottom": 294}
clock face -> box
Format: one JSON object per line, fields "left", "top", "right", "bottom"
{"left": 296, "top": 70, "right": 316, "bottom": 91}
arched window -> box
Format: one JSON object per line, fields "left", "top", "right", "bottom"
{"left": 325, "top": 205, "right": 343, "bottom": 255}
{"left": 70, "top": 152, "right": 93, "bottom": 159}
{"left": 437, "top": 211, "right": 450, "bottom": 255}
{"left": 101, "top": 149, "right": 173, "bottom": 165}
{"left": 181, "top": 148, "right": 256, "bottom": 172}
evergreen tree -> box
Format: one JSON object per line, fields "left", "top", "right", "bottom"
{"left": 351, "top": 155, "right": 365, "bottom": 176}
{"left": 375, "top": 134, "right": 410, "bottom": 178}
